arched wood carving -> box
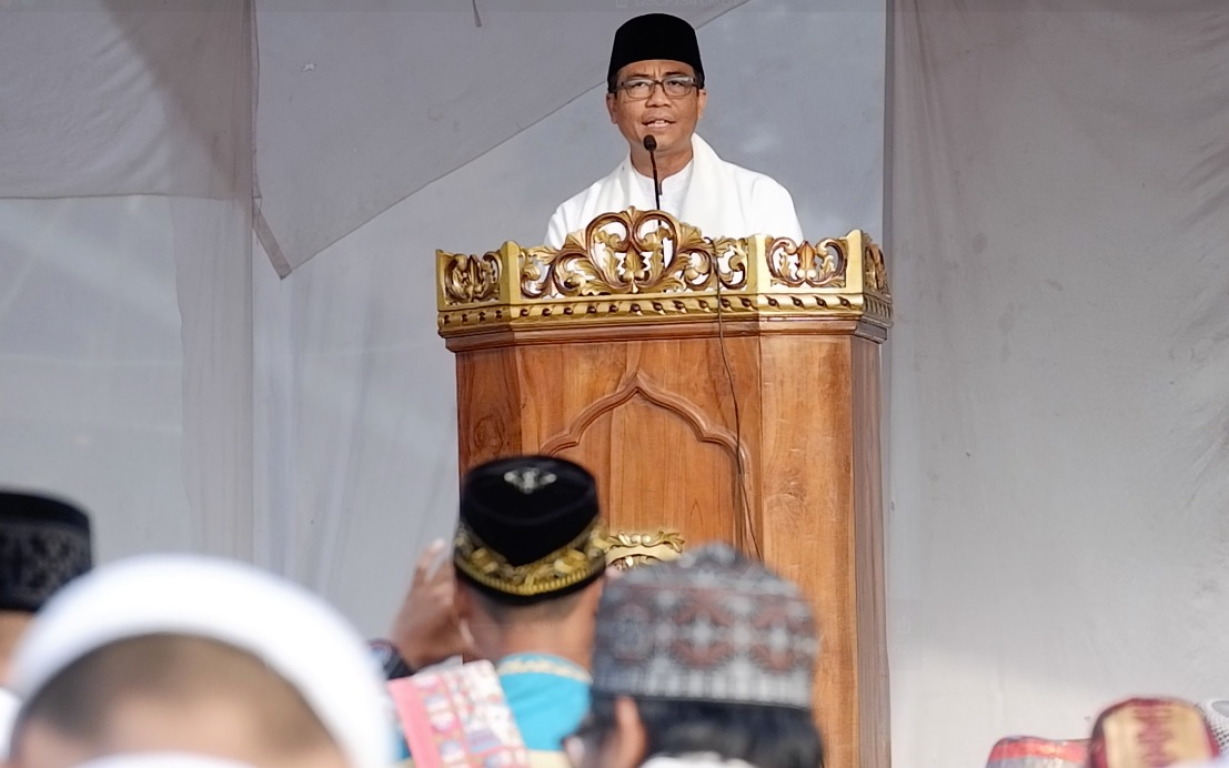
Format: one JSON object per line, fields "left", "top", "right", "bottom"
{"left": 538, "top": 372, "right": 746, "bottom": 466}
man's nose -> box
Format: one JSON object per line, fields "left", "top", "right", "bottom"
{"left": 645, "top": 82, "right": 671, "bottom": 107}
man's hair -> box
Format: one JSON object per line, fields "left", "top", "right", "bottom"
{"left": 16, "top": 633, "right": 335, "bottom": 756}
{"left": 470, "top": 582, "right": 588, "bottom": 626}
{"left": 588, "top": 692, "right": 824, "bottom": 768}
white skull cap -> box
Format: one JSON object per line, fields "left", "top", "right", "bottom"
{"left": 9, "top": 554, "right": 394, "bottom": 768}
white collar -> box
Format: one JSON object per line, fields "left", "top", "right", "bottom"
{"left": 641, "top": 753, "right": 760, "bottom": 768}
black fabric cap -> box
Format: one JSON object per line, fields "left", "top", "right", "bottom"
{"left": 607, "top": 13, "right": 704, "bottom": 93}
{"left": 0, "top": 490, "right": 93, "bottom": 613}
{"left": 454, "top": 455, "right": 604, "bottom": 605}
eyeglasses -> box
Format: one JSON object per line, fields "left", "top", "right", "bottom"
{"left": 616, "top": 75, "right": 701, "bottom": 100}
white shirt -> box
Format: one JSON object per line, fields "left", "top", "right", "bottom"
{"left": 0, "top": 687, "right": 18, "bottom": 757}
{"left": 545, "top": 134, "right": 803, "bottom": 248}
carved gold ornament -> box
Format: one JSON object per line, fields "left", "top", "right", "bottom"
{"left": 601, "top": 530, "right": 686, "bottom": 570}
{"left": 436, "top": 209, "right": 891, "bottom": 336}
{"left": 453, "top": 518, "right": 609, "bottom": 597}
{"left": 441, "top": 252, "right": 501, "bottom": 304}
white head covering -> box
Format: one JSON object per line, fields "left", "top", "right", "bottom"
{"left": 0, "top": 686, "right": 18, "bottom": 757}
{"left": 74, "top": 756, "right": 255, "bottom": 768}
{"left": 8, "top": 554, "right": 394, "bottom": 768}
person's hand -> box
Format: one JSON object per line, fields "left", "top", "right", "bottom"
{"left": 389, "top": 539, "right": 477, "bottom": 670}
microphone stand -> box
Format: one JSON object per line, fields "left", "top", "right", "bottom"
{"left": 643, "top": 135, "right": 662, "bottom": 210}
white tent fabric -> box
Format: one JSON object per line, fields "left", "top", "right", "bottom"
{"left": 4, "top": 1, "right": 1229, "bottom": 766}
{"left": 252, "top": 1, "right": 747, "bottom": 273}
{"left": 0, "top": 1, "right": 250, "bottom": 200}
{"left": 888, "top": 2, "right": 1229, "bottom": 765}
{"left": 1, "top": 1, "right": 255, "bottom": 560}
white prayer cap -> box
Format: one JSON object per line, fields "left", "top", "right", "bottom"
{"left": 74, "top": 756, "right": 255, "bottom": 768}
{"left": 8, "top": 554, "right": 394, "bottom": 768}
{"left": 0, "top": 686, "right": 18, "bottom": 757}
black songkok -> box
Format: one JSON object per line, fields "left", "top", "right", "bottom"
{"left": 0, "top": 491, "right": 93, "bottom": 613}
{"left": 453, "top": 456, "right": 605, "bottom": 605}
{"left": 607, "top": 13, "right": 705, "bottom": 93}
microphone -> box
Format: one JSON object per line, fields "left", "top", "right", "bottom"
{"left": 643, "top": 135, "right": 662, "bottom": 210}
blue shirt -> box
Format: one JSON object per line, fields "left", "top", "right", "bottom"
{"left": 496, "top": 653, "right": 592, "bottom": 753}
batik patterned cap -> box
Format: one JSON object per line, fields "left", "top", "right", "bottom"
{"left": 1087, "top": 697, "right": 1219, "bottom": 768}
{"left": 1199, "top": 701, "right": 1229, "bottom": 755}
{"left": 0, "top": 490, "right": 92, "bottom": 613}
{"left": 591, "top": 542, "right": 818, "bottom": 710}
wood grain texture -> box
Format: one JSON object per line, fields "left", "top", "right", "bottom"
{"left": 450, "top": 319, "right": 888, "bottom": 768}
{"left": 852, "top": 337, "right": 891, "bottom": 768}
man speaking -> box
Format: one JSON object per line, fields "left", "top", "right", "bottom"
{"left": 545, "top": 13, "right": 803, "bottom": 248}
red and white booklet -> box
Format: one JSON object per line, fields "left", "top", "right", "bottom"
{"left": 388, "top": 660, "right": 531, "bottom": 768}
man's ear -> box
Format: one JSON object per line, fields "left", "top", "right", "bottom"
{"left": 612, "top": 696, "right": 648, "bottom": 768}
{"left": 606, "top": 92, "right": 619, "bottom": 124}
{"left": 696, "top": 88, "right": 707, "bottom": 122}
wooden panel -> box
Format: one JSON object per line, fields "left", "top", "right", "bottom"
{"left": 852, "top": 337, "right": 891, "bottom": 768}
{"left": 456, "top": 348, "right": 524, "bottom": 470}
{"left": 555, "top": 393, "right": 737, "bottom": 545}
{"left": 488, "top": 332, "right": 759, "bottom": 546}
{"left": 757, "top": 334, "right": 858, "bottom": 768}
{"left": 451, "top": 320, "right": 887, "bottom": 768}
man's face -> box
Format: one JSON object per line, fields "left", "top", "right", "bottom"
{"left": 606, "top": 59, "right": 706, "bottom": 159}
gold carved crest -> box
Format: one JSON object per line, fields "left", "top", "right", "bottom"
{"left": 436, "top": 208, "right": 891, "bottom": 335}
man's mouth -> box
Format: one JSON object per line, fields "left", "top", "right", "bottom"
{"left": 643, "top": 119, "right": 674, "bottom": 128}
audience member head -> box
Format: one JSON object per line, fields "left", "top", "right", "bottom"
{"left": 452, "top": 455, "right": 607, "bottom": 667}
{"left": 0, "top": 490, "right": 92, "bottom": 686}
{"left": 5, "top": 554, "right": 393, "bottom": 768}
{"left": 576, "top": 542, "right": 822, "bottom": 768}
{"left": 1087, "top": 697, "right": 1219, "bottom": 768}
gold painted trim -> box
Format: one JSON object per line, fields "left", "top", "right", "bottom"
{"left": 454, "top": 518, "right": 608, "bottom": 597}
{"left": 601, "top": 530, "right": 686, "bottom": 570}
{"left": 436, "top": 209, "right": 891, "bottom": 338}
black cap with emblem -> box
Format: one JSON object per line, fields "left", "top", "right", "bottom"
{"left": 453, "top": 455, "right": 606, "bottom": 605}
{"left": 607, "top": 13, "right": 705, "bottom": 93}
{"left": 1, "top": 490, "right": 93, "bottom": 613}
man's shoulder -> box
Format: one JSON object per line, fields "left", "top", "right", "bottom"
{"left": 555, "top": 165, "right": 622, "bottom": 212}
{"left": 717, "top": 155, "right": 793, "bottom": 199}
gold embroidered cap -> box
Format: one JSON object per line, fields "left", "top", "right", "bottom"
{"left": 454, "top": 455, "right": 606, "bottom": 604}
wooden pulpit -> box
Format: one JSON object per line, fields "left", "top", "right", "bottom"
{"left": 435, "top": 209, "right": 892, "bottom": 768}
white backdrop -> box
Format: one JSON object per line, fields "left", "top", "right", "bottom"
{"left": 4, "top": 1, "right": 1228, "bottom": 766}
{"left": 888, "top": 2, "right": 1229, "bottom": 764}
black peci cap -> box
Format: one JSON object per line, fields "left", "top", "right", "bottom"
{"left": 607, "top": 14, "right": 704, "bottom": 93}
{"left": 453, "top": 456, "right": 606, "bottom": 605}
